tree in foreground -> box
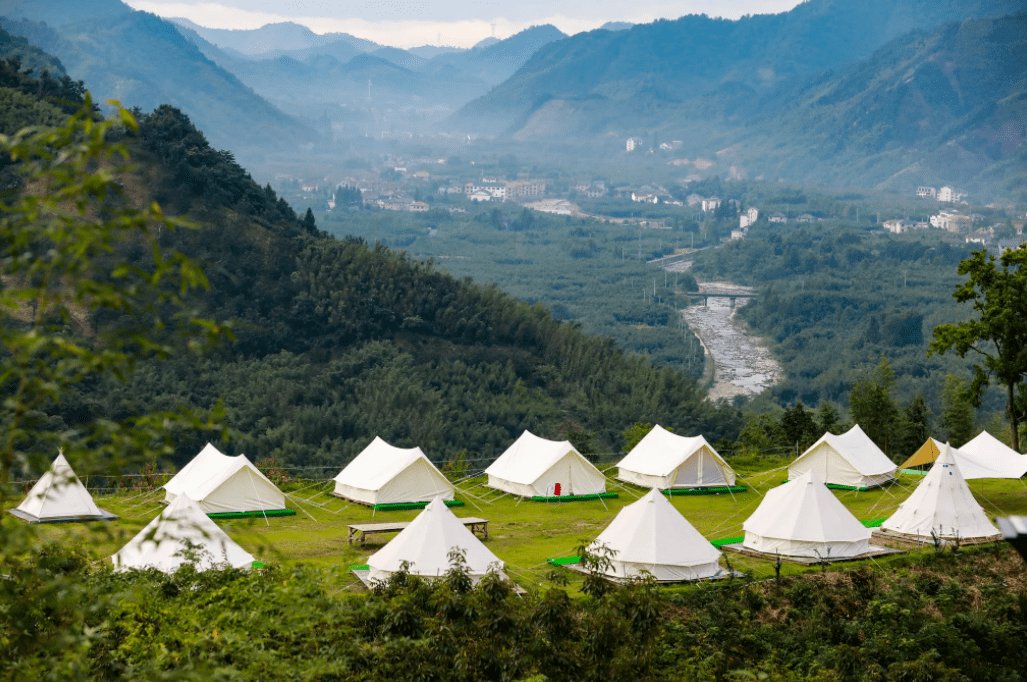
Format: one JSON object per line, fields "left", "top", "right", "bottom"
{"left": 930, "top": 247, "right": 1027, "bottom": 452}
{"left": 0, "top": 99, "right": 224, "bottom": 677}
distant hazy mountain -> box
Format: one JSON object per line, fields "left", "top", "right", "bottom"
{"left": 457, "top": 0, "right": 1022, "bottom": 132}
{"left": 426, "top": 25, "right": 567, "bottom": 87}
{"left": 371, "top": 47, "right": 427, "bottom": 71}
{"left": 408, "top": 45, "right": 464, "bottom": 59}
{"left": 0, "top": 0, "right": 310, "bottom": 165}
{"left": 746, "top": 13, "right": 1027, "bottom": 192}
{"left": 169, "top": 21, "right": 567, "bottom": 118}
{"left": 598, "top": 22, "right": 634, "bottom": 31}
{"left": 171, "top": 19, "right": 381, "bottom": 56}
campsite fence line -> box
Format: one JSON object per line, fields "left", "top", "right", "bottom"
{"left": 14, "top": 445, "right": 804, "bottom": 495}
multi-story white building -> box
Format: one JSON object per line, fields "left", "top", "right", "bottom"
{"left": 930, "top": 210, "right": 972, "bottom": 232}
{"left": 739, "top": 207, "right": 759, "bottom": 228}
{"left": 916, "top": 186, "right": 937, "bottom": 199}
{"left": 701, "top": 197, "right": 721, "bottom": 212}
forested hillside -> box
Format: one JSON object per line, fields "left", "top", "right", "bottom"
{"left": 0, "top": 57, "right": 739, "bottom": 471}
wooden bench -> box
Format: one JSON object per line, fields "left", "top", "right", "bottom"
{"left": 347, "top": 517, "right": 489, "bottom": 545}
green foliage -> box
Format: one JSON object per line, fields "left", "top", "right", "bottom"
{"left": 780, "top": 402, "right": 818, "bottom": 452}
{"left": 621, "top": 422, "right": 671, "bottom": 452}
{"left": 930, "top": 246, "right": 1027, "bottom": 452}
{"left": 0, "top": 100, "right": 226, "bottom": 680}
{"left": 849, "top": 357, "right": 900, "bottom": 457}
{"left": 941, "top": 375, "right": 977, "bottom": 447}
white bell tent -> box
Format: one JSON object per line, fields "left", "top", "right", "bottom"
{"left": 616, "top": 425, "right": 736, "bottom": 489}
{"left": 163, "top": 443, "right": 286, "bottom": 514}
{"left": 366, "top": 497, "right": 503, "bottom": 583}
{"left": 9, "top": 453, "right": 117, "bottom": 523}
{"left": 333, "top": 437, "right": 455, "bottom": 506}
{"left": 484, "top": 430, "right": 606, "bottom": 498}
{"left": 900, "top": 437, "right": 1027, "bottom": 480}
{"left": 742, "top": 470, "right": 872, "bottom": 559}
{"left": 882, "top": 444, "right": 1001, "bottom": 542}
{"left": 789, "top": 425, "right": 896, "bottom": 489}
{"left": 589, "top": 488, "right": 722, "bottom": 581}
{"left": 958, "top": 431, "right": 1027, "bottom": 477}
{"left": 112, "top": 493, "right": 256, "bottom": 573}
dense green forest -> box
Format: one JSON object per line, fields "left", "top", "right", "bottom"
{"left": 0, "top": 55, "right": 739, "bottom": 472}
{"left": 316, "top": 203, "right": 707, "bottom": 377}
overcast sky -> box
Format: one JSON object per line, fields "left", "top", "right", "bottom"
{"left": 126, "top": 0, "right": 804, "bottom": 48}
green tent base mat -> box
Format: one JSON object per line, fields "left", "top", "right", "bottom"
{"left": 251, "top": 562, "right": 266, "bottom": 568}
{"left": 530, "top": 493, "right": 618, "bottom": 502}
{"left": 711, "top": 537, "right": 744, "bottom": 548}
{"left": 781, "top": 479, "right": 891, "bottom": 492}
{"left": 349, "top": 564, "right": 370, "bottom": 571}
{"left": 711, "top": 523, "right": 883, "bottom": 547}
{"left": 663, "top": 486, "right": 746, "bottom": 496}
{"left": 900, "top": 468, "right": 928, "bottom": 476}
{"left": 372, "top": 500, "right": 465, "bottom": 511}
{"left": 207, "top": 509, "right": 296, "bottom": 520}
{"left": 546, "top": 556, "right": 582, "bottom": 566}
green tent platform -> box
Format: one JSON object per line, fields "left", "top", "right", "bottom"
{"left": 207, "top": 509, "right": 296, "bottom": 520}
{"left": 663, "top": 486, "right": 746, "bottom": 496}
{"left": 711, "top": 537, "right": 744, "bottom": 548}
{"left": 372, "top": 500, "right": 465, "bottom": 511}
{"left": 710, "top": 519, "right": 886, "bottom": 549}
{"left": 530, "top": 493, "right": 618, "bottom": 502}
{"left": 782, "top": 479, "right": 892, "bottom": 492}
{"left": 546, "top": 556, "right": 582, "bottom": 566}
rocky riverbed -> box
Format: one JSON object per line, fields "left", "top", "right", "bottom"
{"left": 679, "top": 281, "right": 782, "bottom": 402}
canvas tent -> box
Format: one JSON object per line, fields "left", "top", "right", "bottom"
{"left": 163, "top": 443, "right": 286, "bottom": 514}
{"left": 484, "top": 430, "right": 606, "bottom": 498}
{"left": 366, "top": 497, "right": 502, "bottom": 583}
{"left": 882, "top": 444, "right": 1000, "bottom": 542}
{"left": 616, "top": 425, "right": 735, "bottom": 489}
{"left": 333, "top": 437, "right": 454, "bottom": 505}
{"left": 899, "top": 438, "right": 1027, "bottom": 479}
{"left": 959, "top": 431, "right": 1027, "bottom": 475}
{"left": 589, "top": 488, "right": 722, "bottom": 581}
{"left": 9, "top": 453, "right": 117, "bottom": 523}
{"left": 112, "top": 493, "right": 256, "bottom": 573}
{"left": 789, "top": 425, "right": 896, "bottom": 489}
{"left": 742, "top": 470, "right": 872, "bottom": 559}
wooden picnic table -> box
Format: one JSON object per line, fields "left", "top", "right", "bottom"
{"left": 347, "top": 517, "right": 489, "bottom": 545}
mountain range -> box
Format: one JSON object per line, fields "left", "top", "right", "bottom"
{"left": 172, "top": 20, "right": 568, "bottom": 114}
{"left": 0, "top": 0, "right": 311, "bottom": 167}
{"left": 454, "top": 0, "right": 1025, "bottom": 195}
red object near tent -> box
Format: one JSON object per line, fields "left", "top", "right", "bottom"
{"left": 554, "top": 483, "right": 562, "bottom": 496}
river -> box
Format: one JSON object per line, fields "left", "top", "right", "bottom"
{"left": 678, "top": 281, "right": 782, "bottom": 402}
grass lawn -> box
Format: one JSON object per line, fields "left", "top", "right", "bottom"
{"left": 22, "top": 460, "right": 1027, "bottom": 592}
